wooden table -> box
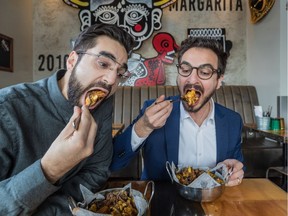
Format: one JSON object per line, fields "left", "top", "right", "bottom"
{"left": 106, "top": 179, "right": 287, "bottom": 216}
{"left": 112, "top": 123, "right": 124, "bottom": 138}
{"left": 244, "top": 124, "right": 288, "bottom": 166}
{"left": 202, "top": 178, "right": 287, "bottom": 216}
{"left": 244, "top": 123, "right": 287, "bottom": 143}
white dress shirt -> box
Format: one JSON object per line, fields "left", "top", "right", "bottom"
{"left": 131, "top": 99, "right": 217, "bottom": 168}
{"left": 178, "top": 100, "right": 216, "bottom": 168}
{"left": 131, "top": 125, "right": 147, "bottom": 151}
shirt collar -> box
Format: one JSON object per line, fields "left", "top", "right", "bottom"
{"left": 180, "top": 98, "right": 215, "bottom": 125}
{"left": 47, "top": 69, "right": 74, "bottom": 122}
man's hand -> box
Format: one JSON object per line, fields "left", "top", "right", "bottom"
{"left": 221, "top": 159, "right": 244, "bottom": 187}
{"left": 41, "top": 105, "right": 97, "bottom": 184}
{"left": 134, "top": 95, "right": 173, "bottom": 138}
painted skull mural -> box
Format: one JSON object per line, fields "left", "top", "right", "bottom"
{"left": 63, "top": 0, "right": 176, "bottom": 50}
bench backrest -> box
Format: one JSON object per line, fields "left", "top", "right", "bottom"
{"left": 113, "top": 85, "right": 259, "bottom": 129}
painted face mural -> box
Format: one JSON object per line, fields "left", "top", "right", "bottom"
{"left": 120, "top": 32, "right": 179, "bottom": 86}
{"left": 63, "top": 0, "right": 176, "bottom": 50}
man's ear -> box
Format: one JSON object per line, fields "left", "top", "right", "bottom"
{"left": 216, "top": 75, "right": 224, "bottom": 89}
{"left": 66, "top": 51, "right": 78, "bottom": 71}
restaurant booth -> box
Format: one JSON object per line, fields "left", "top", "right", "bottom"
{"left": 0, "top": 0, "right": 287, "bottom": 215}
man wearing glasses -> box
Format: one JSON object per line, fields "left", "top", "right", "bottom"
{"left": 0, "top": 24, "right": 134, "bottom": 215}
{"left": 112, "top": 37, "right": 245, "bottom": 187}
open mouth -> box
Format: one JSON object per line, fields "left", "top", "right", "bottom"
{"left": 84, "top": 89, "right": 108, "bottom": 109}
{"left": 181, "top": 89, "right": 201, "bottom": 106}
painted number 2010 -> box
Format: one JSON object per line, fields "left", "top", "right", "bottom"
{"left": 38, "top": 54, "right": 69, "bottom": 72}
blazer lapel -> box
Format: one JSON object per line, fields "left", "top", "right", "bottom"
{"left": 165, "top": 97, "right": 181, "bottom": 165}
{"left": 215, "top": 104, "right": 229, "bottom": 162}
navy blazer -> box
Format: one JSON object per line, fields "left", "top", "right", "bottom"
{"left": 111, "top": 95, "right": 244, "bottom": 181}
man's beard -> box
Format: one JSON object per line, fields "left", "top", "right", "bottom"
{"left": 67, "top": 68, "right": 85, "bottom": 107}
{"left": 177, "top": 80, "right": 215, "bottom": 113}
{"left": 67, "top": 67, "right": 112, "bottom": 107}
{"left": 184, "top": 91, "right": 213, "bottom": 113}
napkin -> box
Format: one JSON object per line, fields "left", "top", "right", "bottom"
{"left": 254, "top": 106, "right": 263, "bottom": 117}
{"left": 166, "top": 162, "right": 227, "bottom": 189}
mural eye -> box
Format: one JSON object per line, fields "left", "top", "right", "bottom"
{"left": 94, "top": 7, "right": 118, "bottom": 24}
{"left": 125, "top": 7, "right": 148, "bottom": 32}
{"left": 161, "top": 41, "right": 169, "bottom": 48}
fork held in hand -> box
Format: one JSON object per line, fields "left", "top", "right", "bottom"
{"left": 73, "top": 100, "right": 92, "bottom": 130}
{"left": 155, "top": 98, "right": 181, "bottom": 105}
{"left": 224, "top": 166, "right": 234, "bottom": 183}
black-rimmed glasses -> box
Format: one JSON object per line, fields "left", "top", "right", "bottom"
{"left": 76, "top": 51, "right": 130, "bottom": 79}
{"left": 176, "top": 63, "right": 221, "bottom": 80}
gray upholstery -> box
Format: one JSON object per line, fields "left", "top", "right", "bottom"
{"left": 111, "top": 85, "right": 282, "bottom": 179}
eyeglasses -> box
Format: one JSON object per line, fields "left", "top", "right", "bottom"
{"left": 76, "top": 51, "right": 130, "bottom": 79}
{"left": 176, "top": 62, "right": 221, "bottom": 80}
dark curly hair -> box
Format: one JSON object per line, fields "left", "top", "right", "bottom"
{"left": 177, "top": 37, "right": 228, "bottom": 76}
{"left": 73, "top": 23, "right": 135, "bottom": 56}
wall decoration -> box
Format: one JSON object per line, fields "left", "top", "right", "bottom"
{"left": 169, "top": 0, "right": 244, "bottom": 11}
{"left": 37, "top": 54, "right": 69, "bottom": 72}
{"left": 0, "top": 33, "right": 13, "bottom": 72}
{"left": 120, "top": 32, "right": 178, "bottom": 86}
{"left": 33, "top": 0, "right": 247, "bottom": 85}
{"left": 187, "top": 28, "right": 233, "bottom": 55}
{"left": 63, "top": 0, "right": 177, "bottom": 50}
{"left": 248, "top": 0, "right": 275, "bottom": 24}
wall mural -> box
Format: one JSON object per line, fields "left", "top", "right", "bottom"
{"left": 61, "top": 1, "right": 237, "bottom": 86}
{"left": 62, "top": 0, "right": 178, "bottom": 86}
{"left": 120, "top": 32, "right": 178, "bottom": 86}
{"left": 187, "top": 28, "right": 232, "bottom": 55}
{"left": 63, "top": 0, "right": 176, "bottom": 50}
{"left": 120, "top": 28, "right": 232, "bottom": 86}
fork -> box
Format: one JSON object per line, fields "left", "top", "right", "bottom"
{"left": 72, "top": 100, "right": 92, "bottom": 131}
{"left": 155, "top": 98, "right": 181, "bottom": 105}
{"left": 223, "top": 166, "right": 234, "bottom": 183}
